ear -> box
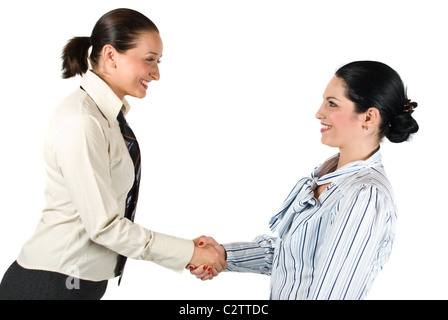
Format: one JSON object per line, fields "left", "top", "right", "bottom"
{"left": 102, "top": 44, "right": 118, "bottom": 69}
{"left": 363, "top": 107, "right": 380, "bottom": 128}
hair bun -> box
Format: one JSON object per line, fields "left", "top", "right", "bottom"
{"left": 386, "top": 99, "right": 419, "bottom": 143}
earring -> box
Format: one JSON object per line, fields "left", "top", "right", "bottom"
{"left": 362, "top": 125, "right": 369, "bottom": 130}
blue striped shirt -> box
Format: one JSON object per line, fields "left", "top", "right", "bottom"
{"left": 223, "top": 149, "right": 396, "bottom": 300}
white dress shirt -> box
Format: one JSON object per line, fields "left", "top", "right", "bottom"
{"left": 223, "top": 149, "right": 396, "bottom": 299}
{"left": 17, "top": 70, "right": 194, "bottom": 281}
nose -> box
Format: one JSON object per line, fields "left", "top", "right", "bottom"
{"left": 151, "top": 64, "right": 160, "bottom": 81}
{"left": 315, "top": 101, "right": 325, "bottom": 120}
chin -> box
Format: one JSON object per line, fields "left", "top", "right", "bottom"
{"left": 321, "top": 137, "right": 338, "bottom": 148}
{"left": 131, "top": 91, "right": 147, "bottom": 99}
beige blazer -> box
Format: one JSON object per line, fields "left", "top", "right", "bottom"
{"left": 17, "top": 70, "right": 194, "bottom": 281}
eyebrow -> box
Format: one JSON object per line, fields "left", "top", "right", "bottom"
{"left": 147, "top": 51, "right": 162, "bottom": 56}
{"left": 324, "top": 96, "right": 341, "bottom": 102}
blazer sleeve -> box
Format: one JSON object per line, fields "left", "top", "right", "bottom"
{"left": 54, "top": 114, "right": 194, "bottom": 272}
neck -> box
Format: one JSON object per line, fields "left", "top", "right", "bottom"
{"left": 92, "top": 68, "right": 125, "bottom": 100}
{"left": 337, "top": 144, "right": 379, "bottom": 170}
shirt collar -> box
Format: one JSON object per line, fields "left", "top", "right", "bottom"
{"left": 80, "top": 70, "right": 131, "bottom": 126}
{"left": 312, "top": 148, "right": 382, "bottom": 185}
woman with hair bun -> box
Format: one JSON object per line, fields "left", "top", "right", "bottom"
{"left": 191, "top": 61, "right": 419, "bottom": 300}
{"left": 0, "top": 8, "right": 225, "bottom": 300}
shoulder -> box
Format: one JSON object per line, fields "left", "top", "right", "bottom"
{"left": 50, "top": 89, "right": 108, "bottom": 131}
{"left": 335, "top": 167, "right": 396, "bottom": 219}
{"left": 46, "top": 89, "right": 109, "bottom": 146}
{"left": 342, "top": 164, "right": 394, "bottom": 200}
{"left": 53, "top": 88, "right": 103, "bottom": 120}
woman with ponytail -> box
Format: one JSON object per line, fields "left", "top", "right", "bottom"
{"left": 0, "top": 8, "right": 226, "bottom": 300}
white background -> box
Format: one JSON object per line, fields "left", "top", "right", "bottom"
{"left": 0, "top": 0, "right": 446, "bottom": 300}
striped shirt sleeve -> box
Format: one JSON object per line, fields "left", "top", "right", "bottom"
{"left": 223, "top": 235, "right": 276, "bottom": 275}
{"left": 311, "top": 184, "right": 394, "bottom": 300}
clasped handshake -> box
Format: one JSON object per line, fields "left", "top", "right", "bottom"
{"left": 186, "top": 236, "right": 227, "bottom": 280}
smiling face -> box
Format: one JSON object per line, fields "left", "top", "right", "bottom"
{"left": 99, "top": 31, "right": 163, "bottom": 100}
{"left": 315, "top": 76, "right": 367, "bottom": 150}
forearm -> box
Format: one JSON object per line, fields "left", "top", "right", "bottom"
{"left": 92, "top": 215, "right": 194, "bottom": 273}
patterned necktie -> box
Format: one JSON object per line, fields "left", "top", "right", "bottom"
{"left": 116, "top": 110, "right": 141, "bottom": 284}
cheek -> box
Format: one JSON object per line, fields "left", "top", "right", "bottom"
{"left": 129, "top": 63, "right": 145, "bottom": 79}
{"left": 332, "top": 113, "right": 359, "bottom": 133}
{"left": 122, "top": 59, "right": 145, "bottom": 77}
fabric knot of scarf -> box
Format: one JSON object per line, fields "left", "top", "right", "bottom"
{"left": 269, "top": 177, "right": 319, "bottom": 238}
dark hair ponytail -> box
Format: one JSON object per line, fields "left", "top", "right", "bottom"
{"left": 61, "top": 37, "right": 91, "bottom": 79}
{"left": 61, "top": 8, "right": 159, "bottom": 79}
{"left": 335, "top": 61, "right": 419, "bottom": 143}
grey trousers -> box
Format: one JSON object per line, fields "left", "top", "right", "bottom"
{"left": 0, "top": 261, "right": 108, "bottom": 300}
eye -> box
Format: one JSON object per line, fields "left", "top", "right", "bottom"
{"left": 145, "top": 58, "right": 162, "bottom": 64}
{"left": 329, "top": 101, "right": 338, "bottom": 107}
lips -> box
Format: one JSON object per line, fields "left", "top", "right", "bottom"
{"left": 140, "top": 79, "right": 149, "bottom": 89}
{"left": 321, "top": 123, "right": 332, "bottom": 133}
